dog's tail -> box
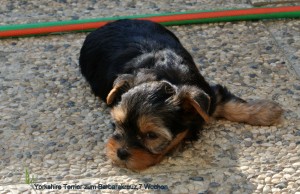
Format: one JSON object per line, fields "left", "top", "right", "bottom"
{"left": 212, "top": 85, "right": 283, "bottom": 126}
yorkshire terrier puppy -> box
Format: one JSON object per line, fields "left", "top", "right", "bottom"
{"left": 79, "top": 19, "right": 283, "bottom": 171}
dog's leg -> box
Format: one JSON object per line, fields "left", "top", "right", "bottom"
{"left": 212, "top": 84, "right": 283, "bottom": 126}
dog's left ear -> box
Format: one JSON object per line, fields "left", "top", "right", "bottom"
{"left": 107, "top": 74, "right": 134, "bottom": 105}
{"left": 176, "top": 85, "right": 211, "bottom": 123}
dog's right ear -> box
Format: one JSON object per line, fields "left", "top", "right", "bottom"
{"left": 175, "top": 85, "right": 211, "bottom": 123}
{"left": 107, "top": 74, "right": 134, "bottom": 105}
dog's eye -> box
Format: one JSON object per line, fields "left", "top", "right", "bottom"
{"left": 145, "top": 132, "right": 158, "bottom": 140}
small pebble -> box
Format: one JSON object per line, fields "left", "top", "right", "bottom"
{"left": 262, "top": 185, "right": 271, "bottom": 193}
{"left": 47, "top": 142, "right": 57, "bottom": 147}
{"left": 141, "top": 178, "right": 153, "bottom": 183}
{"left": 275, "top": 182, "right": 287, "bottom": 189}
{"left": 272, "top": 178, "right": 280, "bottom": 184}
{"left": 189, "top": 177, "right": 204, "bottom": 181}
{"left": 283, "top": 168, "right": 295, "bottom": 174}
{"left": 70, "top": 169, "right": 81, "bottom": 175}
{"left": 209, "top": 182, "right": 220, "bottom": 188}
{"left": 16, "top": 153, "right": 23, "bottom": 159}
{"left": 265, "top": 177, "right": 271, "bottom": 183}
{"left": 45, "top": 160, "right": 56, "bottom": 165}
{"left": 293, "top": 84, "right": 300, "bottom": 90}
{"left": 244, "top": 141, "right": 253, "bottom": 147}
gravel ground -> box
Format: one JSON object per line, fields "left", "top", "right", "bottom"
{"left": 0, "top": 0, "right": 300, "bottom": 193}
{"left": 250, "top": 0, "right": 300, "bottom": 6}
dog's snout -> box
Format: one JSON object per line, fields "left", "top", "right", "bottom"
{"left": 117, "top": 148, "right": 130, "bottom": 160}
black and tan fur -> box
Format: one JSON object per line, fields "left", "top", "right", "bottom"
{"left": 79, "top": 19, "right": 283, "bottom": 171}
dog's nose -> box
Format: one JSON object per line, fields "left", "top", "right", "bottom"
{"left": 117, "top": 148, "right": 130, "bottom": 160}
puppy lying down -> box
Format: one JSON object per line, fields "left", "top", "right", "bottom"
{"left": 79, "top": 19, "right": 283, "bottom": 171}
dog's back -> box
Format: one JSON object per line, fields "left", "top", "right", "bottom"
{"left": 79, "top": 19, "right": 205, "bottom": 101}
{"left": 80, "top": 20, "right": 175, "bottom": 98}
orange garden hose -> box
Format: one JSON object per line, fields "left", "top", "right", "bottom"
{"left": 0, "top": 6, "right": 299, "bottom": 38}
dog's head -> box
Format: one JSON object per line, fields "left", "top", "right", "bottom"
{"left": 106, "top": 80, "right": 210, "bottom": 171}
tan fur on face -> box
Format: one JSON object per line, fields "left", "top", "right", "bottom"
{"left": 106, "top": 130, "right": 189, "bottom": 171}
{"left": 138, "top": 115, "right": 172, "bottom": 139}
{"left": 106, "top": 137, "right": 162, "bottom": 171}
{"left": 137, "top": 115, "right": 172, "bottom": 153}
{"left": 106, "top": 138, "right": 125, "bottom": 167}
{"left": 111, "top": 106, "right": 126, "bottom": 123}
{"left": 213, "top": 100, "right": 283, "bottom": 126}
{"left": 126, "top": 149, "right": 163, "bottom": 171}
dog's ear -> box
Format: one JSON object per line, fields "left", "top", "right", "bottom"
{"left": 176, "top": 85, "right": 211, "bottom": 123}
{"left": 107, "top": 74, "right": 134, "bottom": 105}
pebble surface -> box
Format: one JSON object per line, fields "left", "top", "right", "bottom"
{"left": 1, "top": 0, "right": 300, "bottom": 193}
{"left": 250, "top": 0, "right": 300, "bottom": 6}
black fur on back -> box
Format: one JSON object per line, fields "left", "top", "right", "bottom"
{"left": 79, "top": 19, "right": 216, "bottom": 113}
